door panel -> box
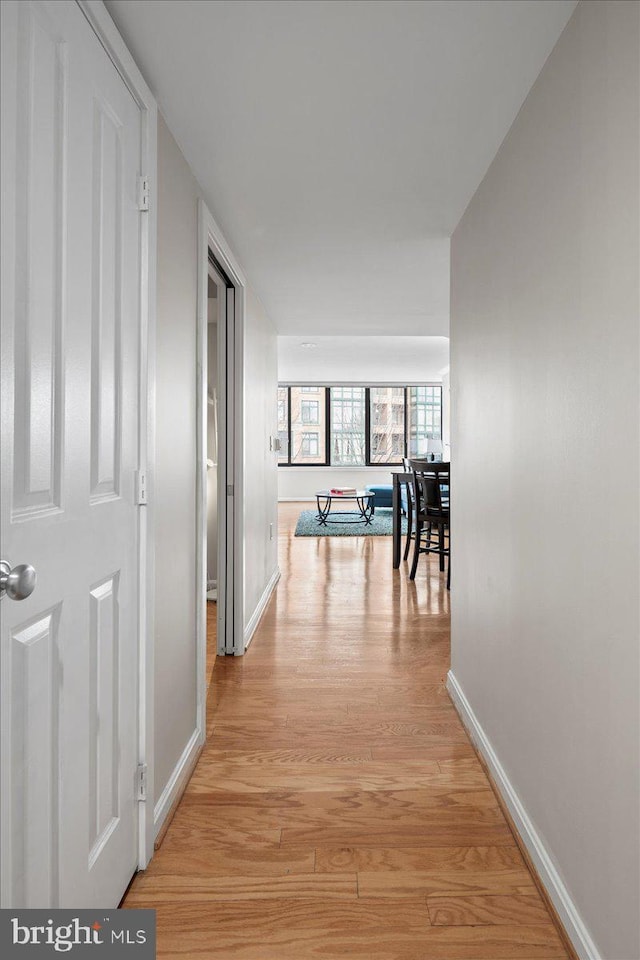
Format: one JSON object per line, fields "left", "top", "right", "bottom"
{"left": 9, "top": 605, "right": 62, "bottom": 907}
{"left": 1, "top": 0, "right": 142, "bottom": 908}
{"left": 90, "top": 99, "right": 123, "bottom": 503}
{"left": 12, "top": 0, "right": 65, "bottom": 518}
{"left": 88, "top": 574, "right": 120, "bottom": 868}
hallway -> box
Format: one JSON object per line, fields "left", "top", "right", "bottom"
{"left": 124, "top": 503, "right": 570, "bottom": 958}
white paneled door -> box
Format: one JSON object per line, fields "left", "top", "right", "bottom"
{"left": 1, "top": 1, "right": 143, "bottom": 907}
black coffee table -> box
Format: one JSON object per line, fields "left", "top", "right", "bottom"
{"left": 315, "top": 490, "right": 375, "bottom": 526}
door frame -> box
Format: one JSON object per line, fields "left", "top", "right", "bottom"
{"left": 76, "top": 0, "right": 157, "bottom": 870}
{"left": 196, "top": 199, "right": 246, "bottom": 733}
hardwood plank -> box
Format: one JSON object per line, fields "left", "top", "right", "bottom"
{"left": 213, "top": 717, "right": 470, "bottom": 740}
{"left": 427, "top": 894, "right": 550, "bottom": 926}
{"left": 207, "top": 735, "right": 475, "bottom": 753}
{"left": 143, "top": 841, "right": 315, "bottom": 878}
{"left": 183, "top": 786, "right": 501, "bottom": 812}
{"left": 281, "top": 822, "right": 515, "bottom": 846}
{"left": 359, "top": 869, "right": 537, "bottom": 898}
{"left": 209, "top": 698, "right": 351, "bottom": 715}
{"left": 173, "top": 790, "right": 505, "bottom": 836}
{"left": 139, "top": 902, "right": 568, "bottom": 959}
{"left": 315, "top": 844, "right": 527, "bottom": 873}
{"left": 185, "top": 765, "right": 496, "bottom": 795}
{"left": 126, "top": 873, "right": 358, "bottom": 904}
{"left": 346, "top": 702, "right": 459, "bottom": 720}
{"left": 196, "top": 747, "right": 374, "bottom": 765}
{"left": 371, "top": 743, "right": 476, "bottom": 761}
{"left": 158, "top": 818, "right": 282, "bottom": 849}
{"left": 139, "top": 900, "right": 433, "bottom": 958}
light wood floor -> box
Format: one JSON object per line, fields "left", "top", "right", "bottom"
{"left": 124, "top": 502, "right": 569, "bottom": 959}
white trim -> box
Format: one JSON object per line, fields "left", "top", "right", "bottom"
{"left": 446, "top": 670, "right": 601, "bottom": 960}
{"left": 244, "top": 568, "right": 281, "bottom": 650}
{"left": 153, "top": 728, "right": 201, "bottom": 835}
{"left": 76, "top": 0, "right": 158, "bottom": 872}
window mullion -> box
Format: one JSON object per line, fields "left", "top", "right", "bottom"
{"left": 404, "top": 386, "right": 408, "bottom": 461}
{"left": 325, "top": 387, "right": 331, "bottom": 466}
{"left": 287, "top": 386, "right": 292, "bottom": 465}
{"left": 365, "top": 387, "right": 371, "bottom": 466}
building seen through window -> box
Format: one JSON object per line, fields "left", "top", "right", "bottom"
{"left": 331, "top": 387, "right": 366, "bottom": 465}
{"left": 289, "top": 387, "right": 327, "bottom": 464}
{"left": 277, "top": 384, "right": 442, "bottom": 466}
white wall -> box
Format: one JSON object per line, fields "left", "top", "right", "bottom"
{"left": 450, "top": 4, "right": 639, "bottom": 959}
{"left": 244, "top": 289, "right": 279, "bottom": 627}
{"left": 278, "top": 467, "right": 400, "bottom": 502}
{"left": 154, "top": 114, "right": 199, "bottom": 803}
{"left": 154, "top": 116, "right": 279, "bottom": 814}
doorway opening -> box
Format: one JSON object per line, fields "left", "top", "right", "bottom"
{"left": 205, "top": 256, "right": 232, "bottom": 681}
{"left": 196, "top": 200, "right": 247, "bottom": 737}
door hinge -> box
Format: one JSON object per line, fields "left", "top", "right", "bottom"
{"left": 227, "top": 484, "right": 234, "bottom": 496}
{"left": 136, "top": 763, "right": 148, "bottom": 802}
{"left": 137, "top": 175, "right": 149, "bottom": 212}
{"left": 136, "top": 470, "right": 148, "bottom": 505}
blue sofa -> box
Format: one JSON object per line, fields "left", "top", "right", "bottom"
{"left": 365, "top": 483, "right": 393, "bottom": 509}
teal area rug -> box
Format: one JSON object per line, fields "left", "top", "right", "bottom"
{"left": 295, "top": 508, "right": 408, "bottom": 537}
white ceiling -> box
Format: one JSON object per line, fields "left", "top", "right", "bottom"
{"left": 105, "top": 0, "right": 576, "bottom": 336}
{"left": 278, "top": 336, "right": 449, "bottom": 384}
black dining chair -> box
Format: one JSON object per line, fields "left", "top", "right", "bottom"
{"left": 407, "top": 459, "right": 450, "bottom": 589}
{"left": 402, "top": 457, "right": 428, "bottom": 562}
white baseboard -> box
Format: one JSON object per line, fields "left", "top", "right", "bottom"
{"left": 153, "top": 727, "right": 201, "bottom": 836}
{"left": 446, "top": 671, "right": 600, "bottom": 960}
{"left": 244, "top": 567, "right": 281, "bottom": 650}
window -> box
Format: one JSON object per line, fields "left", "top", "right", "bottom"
{"left": 289, "top": 387, "right": 327, "bottom": 464}
{"left": 372, "top": 433, "right": 386, "bottom": 455}
{"left": 407, "top": 386, "right": 442, "bottom": 458}
{"left": 373, "top": 403, "right": 387, "bottom": 425}
{"left": 331, "top": 387, "right": 366, "bottom": 465}
{"left": 277, "top": 387, "right": 289, "bottom": 463}
{"left": 300, "top": 432, "right": 319, "bottom": 457}
{"left": 301, "top": 400, "right": 319, "bottom": 424}
{"left": 369, "top": 386, "right": 405, "bottom": 465}
{"left": 277, "top": 384, "right": 442, "bottom": 466}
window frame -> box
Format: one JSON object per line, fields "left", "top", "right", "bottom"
{"left": 406, "top": 384, "right": 443, "bottom": 460}
{"left": 300, "top": 431, "right": 319, "bottom": 457}
{"left": 331, "top": 385, "right": 368, "bottom": 467}
{"left": 277, "top": 384, "right": 442, "bottom": 467}
{"left": 300, "top": 399, "right": 320, "bottom": 424}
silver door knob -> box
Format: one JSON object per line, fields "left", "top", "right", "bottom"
{"left": 0, "top": 560, "right": 37, "bottom": 601}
